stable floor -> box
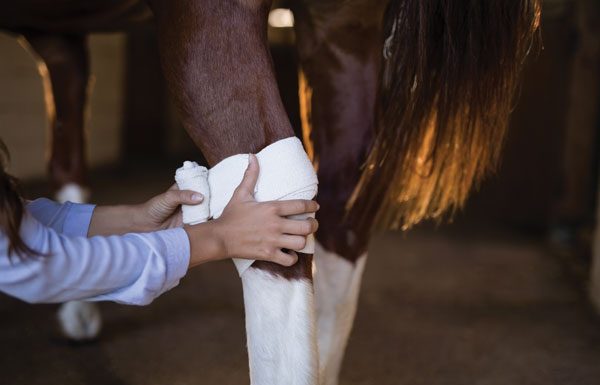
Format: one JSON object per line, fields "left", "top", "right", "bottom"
{"left": 2, "top": 163, "right": 600, "bottom": 385}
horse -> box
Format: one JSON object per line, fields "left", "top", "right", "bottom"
{"left": 0, "top": 1, "right": 541, "bottom": 384}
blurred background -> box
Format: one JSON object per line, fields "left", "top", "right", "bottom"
{"left": 1, "top": 0, "right": 600, "bottom": 384}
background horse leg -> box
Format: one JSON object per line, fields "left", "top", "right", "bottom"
{"left": 293, "top": 2, "right": 384, "bottom": 384}
{"left": 151, "top": 0, "right": 318, "bottom": 382}
{"left": 24, "top": 33, "right": 100, "bottom": 341}
{"left": 23, "top": 33, "right": 91, "bottom": 203}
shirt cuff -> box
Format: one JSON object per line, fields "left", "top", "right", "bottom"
{"left": 153, "top": 228, "right": 191, "bottom": 291}
{"left": 63, "top": 203, "right": 96, "bottom": 237}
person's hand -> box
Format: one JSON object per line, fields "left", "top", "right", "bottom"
{"left": 88, "top": 183, "right": 203, "bottom": 237}
{"left": 135, "top": 184, "right": 204, "bottom": 231}
{"left": 185, "top": 154, "right": 319, "bottom": 267}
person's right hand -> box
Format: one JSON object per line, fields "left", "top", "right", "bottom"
{"left": 185, "top": 154, "right": 319, "bottom": 267}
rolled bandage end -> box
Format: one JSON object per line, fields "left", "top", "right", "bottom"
{"left": 183, "top": 161, "right": 196, "bottom": 169}
{"left": 175, "top": 161, "right": 211, "bottom": 225}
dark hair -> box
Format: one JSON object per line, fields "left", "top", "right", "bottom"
{"left": 349, "top": 0, "right": 541, "bottom": 231}
{"left": 0, "top": 140, "right": 39, "bottom": 258}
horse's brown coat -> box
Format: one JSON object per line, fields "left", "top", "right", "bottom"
{"left": 292, "top": 0, "right": 386, "bottom": 262}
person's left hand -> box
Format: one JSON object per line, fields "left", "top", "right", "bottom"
{"left": 135, "top": 184, "right": 204, "bottom": 231}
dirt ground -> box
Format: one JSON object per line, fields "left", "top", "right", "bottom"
{"left": 2, "top": 164, "right": 600, "bottom": 385}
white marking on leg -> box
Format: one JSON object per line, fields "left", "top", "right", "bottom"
{"left": 55, "top": 183, "right": 100, "bottom": 340}
{"left": 314, "top": 241, "right": 367, "bottom": 385}
{"left": 55, "top": 183, "right": 90, "bottom": 204}
{"left": 241, "top": 267, "right": 318, "bottom": 385}
{"left": 57, "top": 301, "right": 102, "bottom": 341}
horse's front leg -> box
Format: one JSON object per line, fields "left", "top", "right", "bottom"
{"left": 242, "top": 258, "right": 318, "bottom": 384}
{"left": 151, "top": 1, "right": 318, "bottom": 383}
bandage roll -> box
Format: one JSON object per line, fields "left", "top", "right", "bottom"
{"left": 175, "top": 161, "right": 210, "bottom": 224}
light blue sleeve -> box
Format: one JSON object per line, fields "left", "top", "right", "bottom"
{"left": 0, "top": 211, "right": 190, "bottom": 305}
{"left": 26, "top": 198, "right": 96, "bottom": 237}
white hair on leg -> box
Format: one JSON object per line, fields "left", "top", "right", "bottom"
{"left": 55, "top": 183, "right": 100, "bottom": 341}
{"left": 57, "top": 301, "right": 102, "bottom": 341}
{"left": 241, "top": 267, "right": 318, "bottom": 385}
{"left": 314, "top": 241, "right": 367, "bottom": 385}
{"left": 55, "top": 182, "right": 90, "bottom": 204}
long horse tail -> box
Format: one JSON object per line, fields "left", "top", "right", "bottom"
{"left": 348, "top": 0, "right": 542, "bottom": 232}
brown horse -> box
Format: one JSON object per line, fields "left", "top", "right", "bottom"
{"left": 0, "top": 1, "right": 541, "bottom": 384}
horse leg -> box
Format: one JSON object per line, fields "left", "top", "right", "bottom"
{"left": 151, "top": 0, "right": 318, "bottom": 382}
{"left": 239, "top": 259, "right": 317, "bottom": 385}
{"left": 292, "top": 2, "right": 384, "bottom": 384}
{"left": 23, "top": 33, "right": 91, "bottom": 203}
{"left": 313, "top": 246, "right": 366, "bottom": 385}
{"left": 24, "top": 33, "right": 100, "bottom": 341}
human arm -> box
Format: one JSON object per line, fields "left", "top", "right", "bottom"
{"left": 26, "top": 186, "right": 203, "bottom": 237}
{"left": 26, "top": 198, "right": 96, "bottom": 236}
{"left": 0, "top": 212, "right": 189, "bottom": 305}
{"left": 88, "top": 186, "right": 203, "bottom": 236}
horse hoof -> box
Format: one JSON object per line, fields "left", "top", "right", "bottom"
{"left": 55, "top": 183, "right": 90, "bottom": 204}
{"left": 57, "top": 301, "right": 102, "bottom": 341}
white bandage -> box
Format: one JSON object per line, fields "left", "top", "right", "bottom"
{"left": 174, "top": 161, "right": 210, "bottom": 224}
{"left": 174, "top": 137, "right": 318, "bottom": 276}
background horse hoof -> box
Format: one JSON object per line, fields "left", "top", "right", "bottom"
{"left": 57, "top": 301, "right": 102, "bottom": 341}
{"left": 55, "top": 183, "right": 90, "bottom": 204}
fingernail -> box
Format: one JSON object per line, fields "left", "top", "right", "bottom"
{"left": 192, "top": 193, "right": 203, "bottom": 202}
{"left": 316, "top": 203, "right": 320, "bottom": 210}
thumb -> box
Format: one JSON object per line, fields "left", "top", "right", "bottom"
{"left": 233, "top": 154, "right": 259, "bottom": 199}
{"left": 163, "top": 189, "right": 204, "bottom": 208}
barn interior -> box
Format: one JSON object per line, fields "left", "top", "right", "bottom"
{"left": 1, "top": 0, "right": 600, "bottom": 384}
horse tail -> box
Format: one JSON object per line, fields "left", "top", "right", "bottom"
{"left": 348, "top": 0, "right": 542, "bottom": 232}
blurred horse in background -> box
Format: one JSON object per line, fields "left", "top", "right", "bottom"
{"left": 0, "top": 1, "right": 540, "bottom": 384}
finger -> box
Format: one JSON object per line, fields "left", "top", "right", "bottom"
{"left": 272, "top": 200, "right": 319, "bottom": 216}
{"left": 240, "top": 154, "right": 259, "bottom": 194}
{"left": 272, "top": 250, "right": 298, "bottom": 267}
{"left": 277, "top": 235, "right": 307, "bottom": 251}
{"left": 233, "top": 154, "right": 259, "bottom": 198}
{"left": 168, "top": 183, "right": 178, "bottom": 191}
{"left": 164, "top": 189, "right": 203, "bottom": 207}
{"left": 171, "top": 212, "right": 183, "bottom": 227}
{"left": 280, "top": 218, "right": 318, "bottom": 236}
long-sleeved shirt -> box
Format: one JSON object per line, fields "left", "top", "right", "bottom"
{"left": 0, "top": 198, "right": 190, "bottom": 305}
